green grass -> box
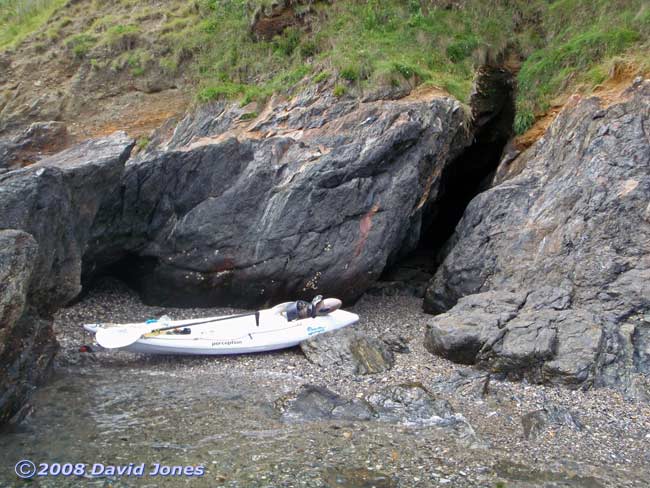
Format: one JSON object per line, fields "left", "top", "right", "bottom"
{"left": 333, "top": 84, "right": 346, "bottom": 97}
{"left": 188, "top": 0, "right": 649, "bottom": 130}
{"left": 188, "top": 0, "right": 519, "bottom": 104}
{"left": 0, "top": 0, "right": 67, "bottom": 49}
{"left": 1, "top": 0, "right": 649, "bottom": 135}
{"left": 65, "top": 33, "right": 96, "bottom": 59}
{"left": 136, "top": 136, "right": 149, "bottom": 150}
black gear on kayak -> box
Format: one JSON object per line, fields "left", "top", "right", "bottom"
{"left": 285, "top": 300, "right": 313, "bottom": 321}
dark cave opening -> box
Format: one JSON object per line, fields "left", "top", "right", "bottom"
{"left": 377, "top": 64, "right": 516, "bottom": 294}
{"left": 76, "top": 253, "right": 159, "bottom": 305}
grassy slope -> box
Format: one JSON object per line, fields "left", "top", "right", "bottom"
{"left": 1, "top": 0, "right": 649, "bottom": 134}
{"left": 0, "top": 0, "right": 67, "bottom": 49}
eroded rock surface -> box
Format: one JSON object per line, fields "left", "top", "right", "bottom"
{"left": 521, "top": 405, "right": 583, "bottom": 440}
{"left": 275, "top": 384, "right": 375, "bottom": 422}
{"left": 424, "top": 79, "right": 650, "bottom": 396}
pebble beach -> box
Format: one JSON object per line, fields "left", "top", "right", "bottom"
{"left": 2, "top": 277, "right": 648, "bottom": 487}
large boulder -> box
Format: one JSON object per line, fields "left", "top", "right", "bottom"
{"left": 86, "top": 87, "right": 471, "bottom": 307}
{"left": 300, "top": 328, "right": 395, "bottom": 375}
{"left": 0, "top": 132, "right": 134, "bottom": 310}
{"left": 424, "top": 79, "right": 650, "bottom": 395}
{"left": 0, "top": 132, "right": 134, "bottom": 424}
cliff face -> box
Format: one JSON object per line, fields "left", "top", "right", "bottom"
{"left": 424, "top": 79, "right": 650, "bottom": 398}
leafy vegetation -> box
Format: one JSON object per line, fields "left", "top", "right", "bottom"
{"left": 1, "top": 0, "right": 649, "bottom": 135}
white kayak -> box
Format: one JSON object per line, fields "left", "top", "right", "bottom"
{"left": 83, "top": 299, "right": 358, "bottom": 355}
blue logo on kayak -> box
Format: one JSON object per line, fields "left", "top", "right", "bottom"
{"left": 307, "top": 326, "right": 326, "bottom": 336}
{"left": 145, "top": 319, "right": 158, "bottom": 324}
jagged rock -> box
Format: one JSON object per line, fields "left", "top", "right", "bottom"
{"left": 380, "top": 332, "right": 410, "bottom": 353}
{"left": 86, "top": 87, "right": 470, "bottom": 307}
{"left": 0, "top": 121, "right": 68, "bottom": 169}
{"left": 0, "top": 132, "right": 134, "bottom": 424}
{"left": 275, "top": 383, "right": 480, "bottom": 444}
{"left": 424, "top": 80, "right": 650, "bottom": 394}
{"left": 275, "top": 384, "right": 374, "bottom": 422}
{"left": 429, "top": 368, "right": 493, "bottom": 400}
{"left": 365, "top": 383, "right": 454, "bottom": 424}
{"left": 365, "top": 383, "right": 483, "bottom": 446}
{"left": 425, "top": 290, "right": 528, "bottom": 365}
{"left": 522, "top": 405, "right": 583, "bottom": 440}
{"left": 300, "top": 328, "right": 395, "bottom": 375}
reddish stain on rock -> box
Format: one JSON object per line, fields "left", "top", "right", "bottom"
{"left": 354, "top": 203, "right": 380, "bottom": 257}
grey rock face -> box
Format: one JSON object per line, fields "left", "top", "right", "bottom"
{"left": 522, "top": 405, "right": 583, "bottom": 440}
{"left": 85, "top": 87, "right": 471, "bottom": 307}
{"left": 300, "top": 328, "right": 395, "bottom": 375}
{"left": 275, "top": 384, "right": 374, "bottom": 422}
{"left": 0, "top": 132, "right": 134, "bottom": 310}
{"left": 365, "top": 383, "right": 454, "bottom": 424}
{"left": 0, "top": 132, "right": 134, "bottom": 424}
{"left": 0, "top": 121, "right": 68, "bottom": 170}
{"left": 0, "top": 230, "right": 38, "bottom": 356}
{"left": 424, "top": 80, "right": 650, "bottom": 394}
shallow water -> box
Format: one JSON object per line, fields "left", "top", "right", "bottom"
{"left": 2, "top": 361, "right": 646, "bottom": 488}
{"left": 1, "top": 364, "right": 444, "bottom": 487}
{"left": 3, "top": 283, "right": 649, "bottom": 487}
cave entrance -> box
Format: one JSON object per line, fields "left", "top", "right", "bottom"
{"left": 377, "top": 64, "right": 516, "bottom": 295}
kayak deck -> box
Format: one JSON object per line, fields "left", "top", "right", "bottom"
{"left": 85, "top": 309, "right": 358, "bottom": 355}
